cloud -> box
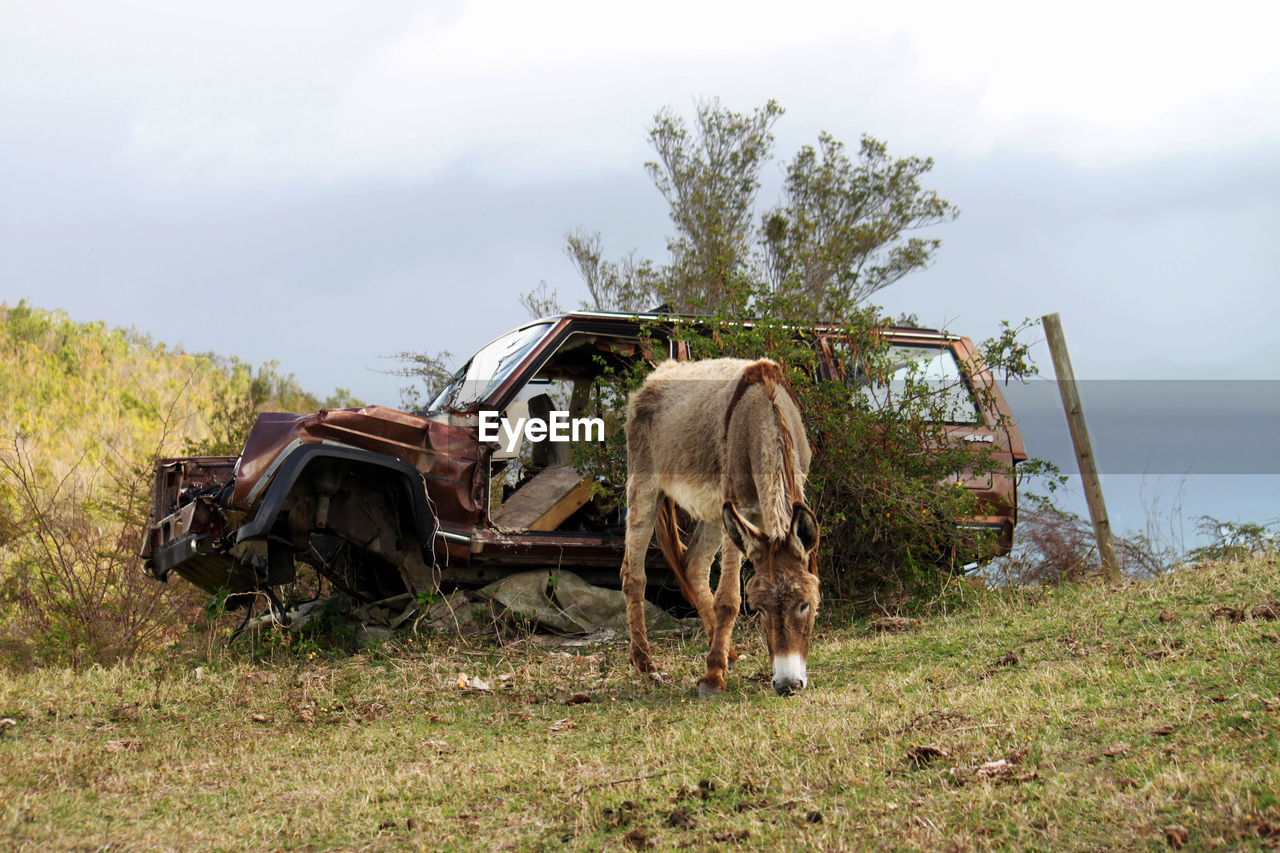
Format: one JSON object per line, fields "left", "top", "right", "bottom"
{"left": 5, "top": 0, "right": 1275, "bottom": 195}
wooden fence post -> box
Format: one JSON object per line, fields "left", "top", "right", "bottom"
{"left": 1041, "top": 312, "right": 1121, "bottom": 585}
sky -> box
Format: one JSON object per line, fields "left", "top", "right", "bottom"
{"left": 3, "top": 0, "right": 1278, "bottom": 535}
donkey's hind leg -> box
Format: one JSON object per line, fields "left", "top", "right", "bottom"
{"left": 621, "top": 477, "right": 662, "bottom": 675}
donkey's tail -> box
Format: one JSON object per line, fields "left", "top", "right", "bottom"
{"left": 654, "top": 497, "right": 697, "bottom": 605}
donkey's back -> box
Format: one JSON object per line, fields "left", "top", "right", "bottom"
{"left": 626, "top": 357, "right": 810, "bottom": 531}
{"left": 625, "top": 357, "right": 750, "bottom": 521}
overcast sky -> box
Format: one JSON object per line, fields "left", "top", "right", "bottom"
{"left": 5, "top": 0, "right": 1277, "bottom": 405}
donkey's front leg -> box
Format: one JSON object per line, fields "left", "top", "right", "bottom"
{"left": 621, "top": 483, "right": 661, "bottom": 675}
{"left": 698, "top": 537, "right": 743, "bottom": 698}
{"left": 621, "top": 552, "right": 656, "bottom": 674}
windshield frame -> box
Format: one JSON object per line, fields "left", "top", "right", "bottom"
{"left": 426, "top": 322, "right": 554, "bottom": 412}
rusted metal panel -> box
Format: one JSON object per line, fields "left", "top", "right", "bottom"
{"left": 141, "top": 457, "right": 236, "bottom": 560}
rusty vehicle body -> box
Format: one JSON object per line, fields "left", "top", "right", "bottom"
{"left": 140, "top": 312, "right": 1026, "bottom": 609}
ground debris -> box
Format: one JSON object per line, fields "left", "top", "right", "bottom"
{"left": 454, "top": 673, "right": 491, "bottom": 692}
{"left": 905, "top": 745, "right": 949, "bottom": 767}
{"left": 994, "top": 650, "right": 1021, "bottom": 667}
{"left": 712, "top": 829, "right": 750, "bottom": 843}
{"left": 623, "top": 827, "right": 656, "bottom": 849}
{"left": 1251, "top": 600, "right": 1280, "bottom": 620}
{"left": 894, "top": 709, "right": 969, "bottom": 735}
{"left": 1060, "top": 634, "right": 1092, "bottom": 657}
{"left": 1162, "top": 824, "right": 1189, "bottom": 848}
{"left": 870, "top": 616, "right": 919, "bottom": 633}
{"left": 1251, "top": 807, "right": 1280, "bottom": 841}
{"left": 1212, "top": 605, "right": 1246, "bottom": 622}
{"left": 602, "top": 800, "right": 640, "bottom": 828}
{"left": 1102, "top": 741, "right": 1131, "bottom": 758}
{"left": 664, "top": 808, "right": 695, "bottom": 829}
{"left": 972, "top": 758, "right": 1037, "bottom": 784}
{"left": 564, "top": 692, "right": 591, "bottom": 705}
{"left": 1159, "top": 609, "right": 1179, "bottom": 623}
{"left": 104, "top": 739, "right": 142, "bottom": 753}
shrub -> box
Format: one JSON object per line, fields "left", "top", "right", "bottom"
{"left": 572, "top": 310, "right": 1010, "bottom": 603}
{"left": 1187, "top": 516, "right": 1279, "bottom": 563}
{"left": 0, "top": 439, "right": 203, "bottom": 669}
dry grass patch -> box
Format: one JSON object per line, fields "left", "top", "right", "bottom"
{"left": 2, "top": 557, "right": 1278, "bottom": 851}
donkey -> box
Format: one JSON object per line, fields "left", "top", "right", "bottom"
{"left": 620, "top": 357, "right": 821, "bottom": 697}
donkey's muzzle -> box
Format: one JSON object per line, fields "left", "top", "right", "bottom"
{"left": 771, "top": 653, "right": 808, "bottom": 696}
{"left": 772, "top": 677, "right": 805, "bottom": 696}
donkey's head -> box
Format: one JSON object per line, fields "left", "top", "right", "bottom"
{"left": 723, "top": 501, "right": 821, "bottom": 696}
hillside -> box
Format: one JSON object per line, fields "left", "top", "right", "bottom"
{"left": 1, "top": 557, "right": 1276, "bottom": 851}
{"left": 0, "top": 302, "right": 355, "bottom": 473}
{"left": 0, "top": 302, "right": 359, "bottom": 665}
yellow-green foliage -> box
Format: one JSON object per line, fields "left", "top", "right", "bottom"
{"left": 0, "top": 301, "right": 352, "bottom": 476}
{"left": 0, "top": 302, "right": 360, "bottom": 666}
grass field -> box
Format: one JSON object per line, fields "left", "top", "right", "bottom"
{"left": 2, "top": 557, "right": 1278, "bottom": 852}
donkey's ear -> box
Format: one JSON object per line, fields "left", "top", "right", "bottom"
{"left": 723, "top": 501, "right": 767, "bottom": 563}
{"left": 788, "top": 503, "right": 820, "bottom": 562}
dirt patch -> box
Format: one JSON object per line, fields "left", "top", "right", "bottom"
{"left": 712, "top": 829, "right": 751, "bottom": 843}
{"left": 894, "top": 710, "right": 970, "bottom": 735}
{"left": 623, "top": 827, "right": 655, "bottom": 849}
{"left": 1162, "top": 824, "right": 1189, "bottom": 848}
{"left": 1250, "top": 600, "right": 1280, "bottom": 620}
{"left": 994, "top": 650, "right": 1022, "bottom": 667}
{"left": 870, "top": 616, "right": 919, "bottom": 633}
{"left": 1102, "top": 742, "right": 1131, "bottom": 758}
{"left": 1212, "top": 605, "right": 1246, "bottom": 622}
{"left": 905, "top": 745, "right": 949, "bottom": 767}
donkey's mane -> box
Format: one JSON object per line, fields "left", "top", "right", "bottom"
{"left": 723, "top": 360, "right": 805, "bottom": 536}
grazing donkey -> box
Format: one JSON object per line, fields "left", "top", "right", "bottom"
{"left": 620, "top": 358, "right": 821, "bottom": 697}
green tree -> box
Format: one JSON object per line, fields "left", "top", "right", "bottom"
{"left": 646, "top": 99, "right": 784, "bottom": 313}
{"left": 761, "top": 133, "right": 956, "bottom": 319}
{"left": 527, "top": 98, "right": 955, "bottom": 320}
{"left": 563, "top": 229, "right": 655, "bottom": 313}
{"left": 384, "top": 348, "right": 455, "bottom": 412}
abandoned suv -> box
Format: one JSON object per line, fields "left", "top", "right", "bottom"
{"left": 140, "top": 312, "right": 1025, "bottom": 611}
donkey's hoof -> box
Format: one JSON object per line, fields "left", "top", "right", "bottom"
{"left": 697, "top": 680, "right": 725, "bottom": 699}
{"left": 629, "top": 649, "right": 656, "bottom": 674}
{"left": 647, "top": 671, "right": 665, "bottom": 684}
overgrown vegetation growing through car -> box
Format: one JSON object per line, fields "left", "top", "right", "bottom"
{"left": 565, "top": 308, "right": 1038, "bottom": 603}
